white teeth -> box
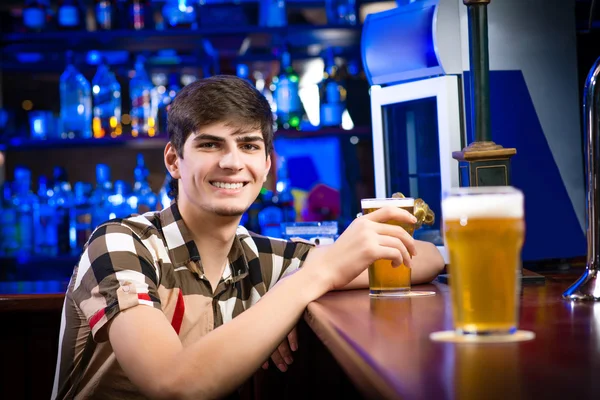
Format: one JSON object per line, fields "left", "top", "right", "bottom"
{"left": 211, "top": 182, "right": 244, "bottom": 189}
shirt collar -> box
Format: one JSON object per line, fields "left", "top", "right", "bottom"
{"left": 158, "top": 202, "right": 250, "bottom": 280}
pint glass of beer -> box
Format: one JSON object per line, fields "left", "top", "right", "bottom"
{"left": 361, "top": 197, "right": 415, "bottom": 297}
{"left": 442, "top": 186, "right": 525, "bottom": 335}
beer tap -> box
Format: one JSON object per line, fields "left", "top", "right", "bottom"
{"left": 563, "top": 57, "right": 600, "bottom": 301}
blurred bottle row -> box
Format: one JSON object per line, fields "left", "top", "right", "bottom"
{"left": 0, "top": 153, "right": 297, "bottom": 258}
{"left": 27, "top": 47, "right": 350, "bottom": 141}
{"left": 12, "top": 0, "right": 356, "bottom": 33}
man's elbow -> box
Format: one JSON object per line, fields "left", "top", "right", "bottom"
{"left": 412, "top": 241, "right": 446, "bottom": 284}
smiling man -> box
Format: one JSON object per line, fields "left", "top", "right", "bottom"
{"left": 52, "top": 76, "right": 445, "bottom": 400}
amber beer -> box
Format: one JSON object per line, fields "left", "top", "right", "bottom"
{"left": 361, "top": 198, "right": 415, "bottom": 297}
{"left": 442, "top": 187, "right": 525, "bottom": 335}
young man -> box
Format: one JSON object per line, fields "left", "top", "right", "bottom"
{"left": 52, "top": 75, "right": 444, "bottom": 399}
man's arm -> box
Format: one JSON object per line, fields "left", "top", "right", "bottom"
{"left": 340, "top": 240, "right": 445, "bottom": 290}
{"left": 107, "top": 206, "right": 417, "bottom": 400}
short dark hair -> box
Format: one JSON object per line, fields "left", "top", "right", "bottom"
{"left": 166, "top": 75, "right": 274, "bottom": 199}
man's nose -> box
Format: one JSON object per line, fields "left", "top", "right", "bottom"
{"left": 219, "top": 148, "right": 243, "bottom": 170}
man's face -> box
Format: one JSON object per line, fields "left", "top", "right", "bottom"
{"left": 169, "top": 122, "right": 271, "bottom": 218}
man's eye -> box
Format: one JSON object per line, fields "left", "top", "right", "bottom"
{"left": 241, "top": 144, "right": 260, "bottom": 150}
{"left": 198, "top": 142, "right": 218, "bottom": 148}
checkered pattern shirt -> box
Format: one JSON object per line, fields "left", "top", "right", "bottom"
{"left": 52, "top": 202, "right": 314, "bottom": 400}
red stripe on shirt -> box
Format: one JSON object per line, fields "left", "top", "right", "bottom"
{"left": 138, "top": 293, "right": 151, "bottom": 302}
{"left": 171, "top": 290, "right": 185, "bottom": 334}
{"left": 89, "top": 308, "right": 106, "bottom": 330}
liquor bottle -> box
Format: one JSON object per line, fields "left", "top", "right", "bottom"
{"left": 131, "top": 153, "right": 158, "bottom": 213}
{"left": 130, "top": 55, "right": 157, "bottom": 137}
{"left": 259, "top": 0, "right": 287, "bottom": 27}
{"left": 34, "top": 175, "right": 58, "bottom": 256}
{"left": 275, "top": 156, "right": 296, "bottom": 223}
{"left": 57, "top": 0, "right": 84, "bottom": 31}
{"left": 92, "top": 57, "right": 122, "bottom": 138}
{"left": 129, "top": 0, "right": 152, "bottom": 30}
{"left": 0, "top": 184, "right": 18, "bottom": 256}
{"left": 52, "top": 166, "right": 76, "bottom": 255}
{"left": 273, "top": 50, "right": 304, "bottom": 130}
{"left": 325, "top": 0, "right": 357, "bottom": 25}
{"left": 73, "top": 182, "right": 93, "bottom": 252}
{"left": 254, "top": 71, "right": 276, "bottom": 126}
{"left": 90, "top": 164, "right": 114, "bottom": 228}
{"left": 108, "top": 180, "right": 133, "bottom": 219}
{"left": 319, "top": 49, "right": 346, "bottom": 128}
{"left": 95, "top": 0, "right": 115, "bottom": 30}
{"left": 60, "top": 51, "right": 92, "bottom": 139}
{"left": 162, "top": 0, "right": 197, "bottom": 29}
{"left": 12, "top": 167, "right": 37, "bottom": 257}
{"left": 23, "top": 0, "right": 50, "bottom": 32}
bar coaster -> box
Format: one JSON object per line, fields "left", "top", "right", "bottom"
{"left": 429, "top": 330, "right": 535, "bottom": 343}
{"left": 370, "top": 291, "right": 436, "bottom": 298}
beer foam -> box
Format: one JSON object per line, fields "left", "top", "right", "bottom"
{"left": 442, "top": 191, "right": 524, "bottom": 219}
{"left": 361, "top": 198, "right": 414, "bottom": 209}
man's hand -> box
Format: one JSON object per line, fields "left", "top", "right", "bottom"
{"left": 302, "top": 206, "right": 418, "bottom": 293}
{"left": 262, "top": 327, "right": 298, "bottom": 372}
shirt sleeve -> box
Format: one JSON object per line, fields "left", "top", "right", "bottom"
{"left": 250, "top": 233, "right": 315, "bottom": 290}
{"left": 70, "top": 221, "right": 161, "bottom": 341}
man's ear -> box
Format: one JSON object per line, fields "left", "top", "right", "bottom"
{"left": 264, "top": 154, "right": 272, "bottom": 182}
{"left": 164, "top": 142, "right": 181, "bottom": 179}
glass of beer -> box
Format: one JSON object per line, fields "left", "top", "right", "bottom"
{"left": 361, "top": 197, "right": 426, "bottom": 297}
{"left": 442, "top": 186, "right": 525, "bottom": 336}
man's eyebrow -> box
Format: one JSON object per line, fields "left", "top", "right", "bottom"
{"left": 192, "top": 133, "right": 225, "bottom": 142}
{"left": 235, "top": 135, "right": 264, "bottom": 143}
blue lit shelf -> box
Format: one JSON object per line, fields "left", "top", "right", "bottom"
{"left": 0, "top": 25, "right": 361, "bottom": 53}
{"left": 0, "top": 127, "right": 371, "bottom": 151}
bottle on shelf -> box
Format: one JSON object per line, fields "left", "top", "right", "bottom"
{"left": 273, "top": 50, "right": 304, "bottom": 130}
{"left": 259, "top": 0, "right": 287, "bottom": 27}
{"left": 52, "top": 166, "right": 76, "bottom": 255}
{"left": 162, "top": 0, "right": 197, "bottom": 30}
{"left": 57, "top": 0, "right": 85, "bottom": 31}
{"left": 92, "top": 57, "right": 122, "bottom": 138}
{"left": 319, "top": 48, "right": 346, "bottom": 128}
{"left": 127, "top": 0, "right": 153, "bottom": 30}
{"left": 156, "top": 72, "right": 180, "bottom": 135}
{"left": 108, "top": 180, "right": 133, "bottom": 219}
{"left": 90, "top": 164, "right": 114, "bottom": 228}
{"left": 325, "top": 0, "right": 357, "bottom": 26}
{"left": 131, "top": 153, "right": 158, "bottom": 214}
{"left": 158, "top": 172, "right": 173, "bottom": 210}
{"left": 34, "top": 175, "right": 58, "bottom": 257}
{"left": 254, "top": 70, "right": 276, "bottom": 126}
{"left": 73, "top": 182, "right": 93, "bottom": 253}
{"left": 258, "top": 190, "right": 283, "bottom": 238}
{"left": 130, "top": 55, "right": 158, "bottom": 137}
{"left": 60, "top": 51, "right": 92, "bottom": 139}
{"left": 95, "top": 0, "right": 115, "bottom": 30}
{"left": 23, "top": 0, "right": 50, "bottom": 32}
{"left": 12, "top": 167, "right": 38, "bottom": 258}
{"left": 0, "top": 184, "right": 18, "bottom": 257}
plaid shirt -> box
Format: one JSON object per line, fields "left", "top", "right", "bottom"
{"left": 52, "top": 202, "right": 314, "bottom": 400}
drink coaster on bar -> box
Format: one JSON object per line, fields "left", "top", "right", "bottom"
{"left": 370, "top": 291, "right": 436, "bottom": 298}
{"left": 429, "top": 330, "right": 535, "bottom": 343}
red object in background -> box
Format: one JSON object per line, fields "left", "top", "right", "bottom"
{"left": 301, "top": 183, "right": 340, "bottom": 222}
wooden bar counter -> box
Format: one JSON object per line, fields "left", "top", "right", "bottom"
{"left": 304, "top": 276, "right": 600, "bottom": 400}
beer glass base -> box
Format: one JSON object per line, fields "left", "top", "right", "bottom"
{"left": 429, "top": 330, "right": 535, "bottom": 343}
{"left": 369, "top": 289, "right": 436, "bottom": 298}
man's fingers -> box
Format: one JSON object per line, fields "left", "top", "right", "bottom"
{"left": 378, "top": 236, "right": 411, "bottom": 268}
{"left": 262, "top": 361, "right": 269, "bottom": 370}
{"left": 270, "top": 348, "right": 288, "bottom": 372}
{"left": 287, "top": 327, "right": 298, "bottom": 352}
{"left": 278, "top": 340, "right": 294, "bottom": 366}
{"left": 363, "top": 206, "right": 417, "bottom": 224}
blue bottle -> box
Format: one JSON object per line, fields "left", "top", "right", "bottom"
{"left": 74, "top": 182, "right": 93, "bottom": 252}
{"left": 258, "top": 190, "right": 283, "bottom": 238}
{"left": 52, "top": 167, "right": 76, "bottom": 255}
{"left": 131, "top": 153, "right": 159, "bottom": 214}
{"left": 92, "top": 57, "right": 122, "bottom": 138}
{"left": 12, "top": 167, "right": 38, "bottom": 257}
{"left": 273, "top": 51, "right": 304, "bottom": 130}
{"left": 90, "top": 164, "right": 114, "bottom": 228}
{"left": 275, "top": 156, "right": 296, "bottom": 223}
{"left": 35, "top": 176, "right": 58, "bottom": 257}
{"left": 325, "top": 0, "right": 356, "bottom": 25}
{"left": 0, "top": 184, "right": 18, "bottom": 256}
{"left": 259, "top": 0, "right": 287, "bottom": 27}
{"left": 319, "top": 49, "right": 346, "bottom": 128}
{"left": 162, "top": 0, "right": 197, "bottom": 29}
{"left": 158, "top": 172, "right": 173, "bottom": 210}
{"left": 130, "top": 55, "right": 157, "bottom": 137}
{"left": 109, "top": 180, "right": 133, "bottom": 219}
{"left": 60, "top": 51, "right": 92, "bottom": 139}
